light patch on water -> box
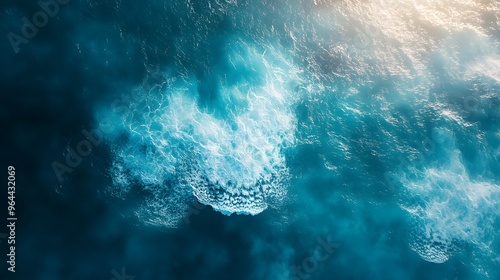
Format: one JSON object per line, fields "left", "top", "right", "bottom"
{"left": 305, "top": 0, "right": 499, "bottom": 90}
{"left": 467, "top": 56, "right": 500, "bottom": 83}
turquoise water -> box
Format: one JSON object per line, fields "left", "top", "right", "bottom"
{"left": 2, "top": 0, "right": 499, "bottom": 279}
{"left": 93, "top": 0, "right": 499, "bottom": 278}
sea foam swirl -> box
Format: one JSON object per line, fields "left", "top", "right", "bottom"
{"left": 97, "top": 40, "right": 302, "bottom": 223}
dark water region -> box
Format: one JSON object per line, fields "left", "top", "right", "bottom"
{"left": 0, "top": 0, "right": 499, "bottom": 279}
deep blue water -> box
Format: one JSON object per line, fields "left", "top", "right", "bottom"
{"left": 1, "top": 0, "right": 499, "bottom": 279}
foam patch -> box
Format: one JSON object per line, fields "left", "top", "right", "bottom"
{"left": 97, "top": 40, "right": 303, "bottom": 224}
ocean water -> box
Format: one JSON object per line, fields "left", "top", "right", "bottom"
{"left": 1, "top": 0, "right": 499, "bottom": 279}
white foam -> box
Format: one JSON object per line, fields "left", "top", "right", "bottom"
{"left": 400, "top": 150, "right": 500, "bottom": 264}
{"left": 98, "top": 41, "right": 302, "bottom": 224}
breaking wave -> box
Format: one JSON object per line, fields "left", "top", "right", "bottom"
{"left": 97, "top": 40, "right": 303, "bottom": 224}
